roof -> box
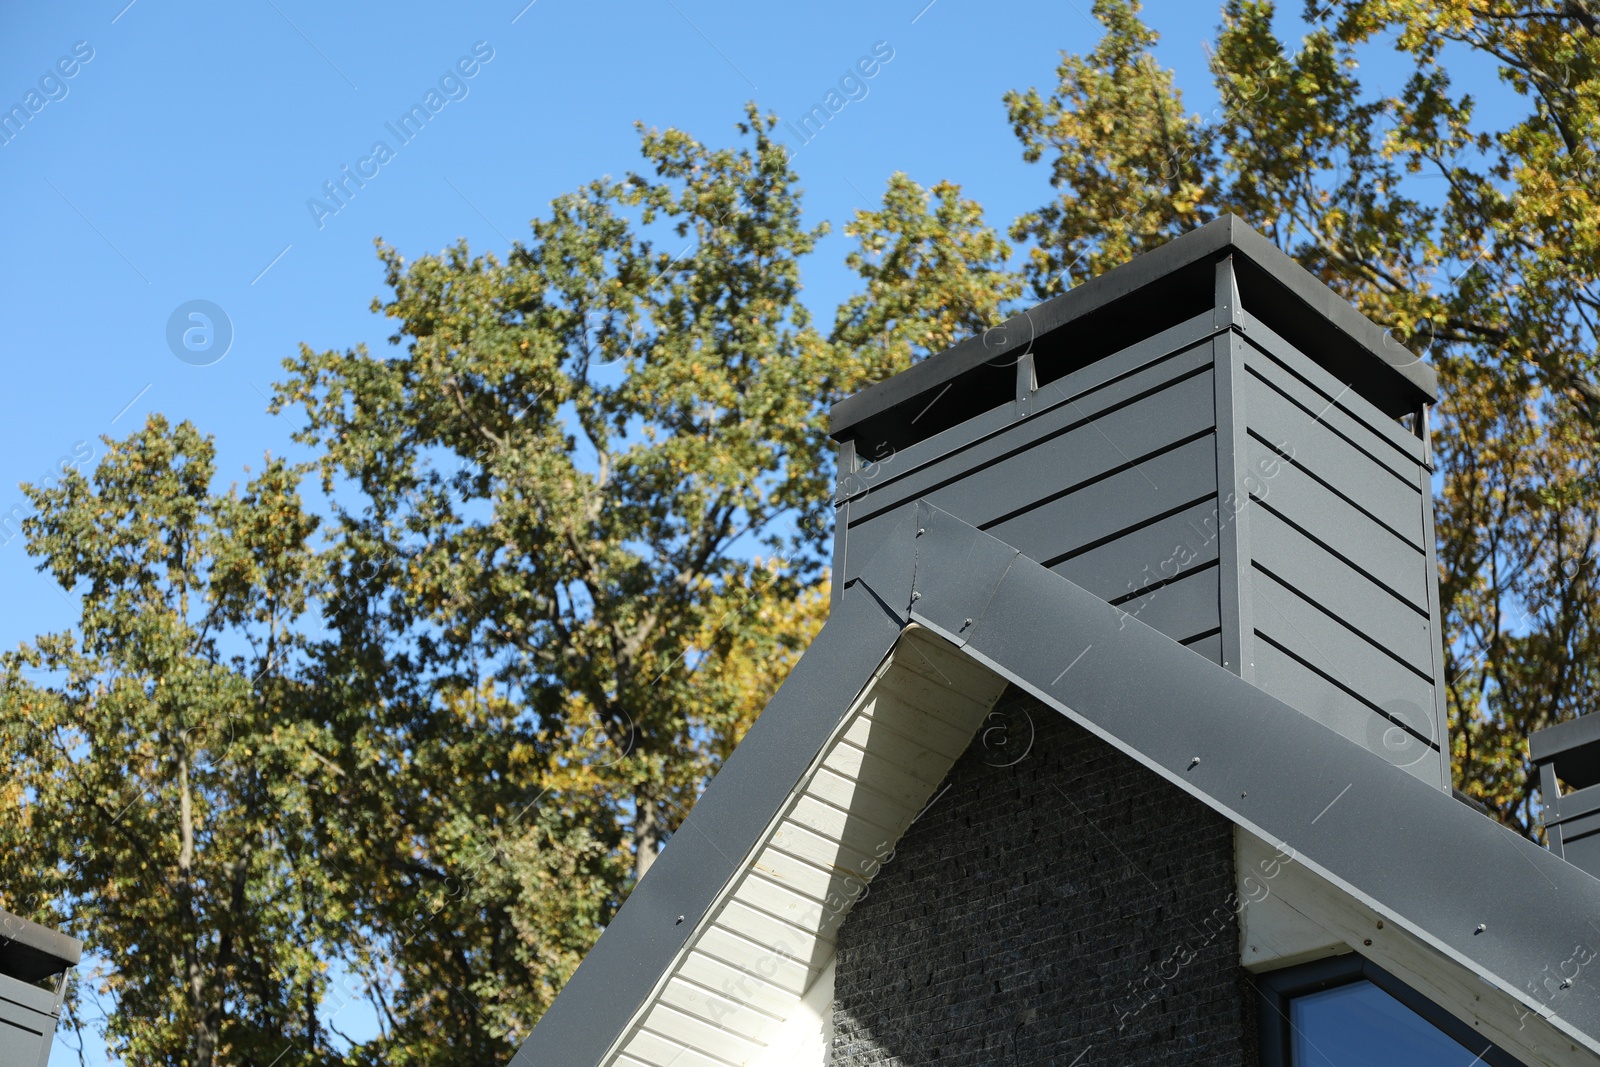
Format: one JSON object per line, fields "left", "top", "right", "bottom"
{"left": 514, "top": 501, "right": 1600, "bottom": 1067}
{"left": 829, "top": 214, "right": 1438, "bottom": 447}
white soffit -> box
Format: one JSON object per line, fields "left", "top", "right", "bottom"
{"left": 1237, "top": 829, "right": 1599, "bottom": 1067}
{"left": 603, "top": 626, "right": 1008, "bottom": 1067}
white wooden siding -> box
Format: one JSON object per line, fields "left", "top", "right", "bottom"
{"left": 604, "top": 626, "right": 1008, "bottom": 1067}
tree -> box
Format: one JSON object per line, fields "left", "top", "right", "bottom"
{"left": 6, "top": 6, "right": 1598, "bottom": 1060}
{"left": 832, "top": 172, "right": 1022, "bottom": 375}
{"left": 266, "top": 106, "right": 858, "bottom": 1060}
{"left": 0, "top": 416, "right": 336, "bottom": 1066}
{"left": 1003, "top": 0, "right": 1600, "bottom": 831}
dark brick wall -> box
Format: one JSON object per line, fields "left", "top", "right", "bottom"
{"left": 830, "top": 687, "right": 1258, "bottom": 1066}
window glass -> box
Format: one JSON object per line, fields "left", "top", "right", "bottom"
{"left": 1289, "top": 980, "right": 1493, "bottom": 1066}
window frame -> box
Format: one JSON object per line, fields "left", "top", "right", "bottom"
{"left": 1254, "top": 953, "right": 1523, "bottom": 1067}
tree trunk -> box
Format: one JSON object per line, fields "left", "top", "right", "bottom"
{"left": 633, "top": 792, "right": 667, "bottom": 882}
{"left": 177, "top": 747, "right": 222, "bottom": 1067}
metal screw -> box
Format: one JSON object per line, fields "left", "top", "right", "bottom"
{"left": 675, "top": 915, "right": 685, "bottom": 925}
{"left": 1188, "top": 756, "right": 1201, "bottom": 769}
{"left": 911, "top": 591, "right": 921, "bottom": 601}
{"left": 1474, "top": 923, "right": 1486, "bottom": 934}
{"left": 916, "top": 527, "right": 926, "bottom": 537}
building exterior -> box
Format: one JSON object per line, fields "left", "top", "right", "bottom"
{"left": 514, "top": 217, "right": 1600, "bottom": 1066}
{"left": 0, "top": 909, "right": 80, "bottom": 1067}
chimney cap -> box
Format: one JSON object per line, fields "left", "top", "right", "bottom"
{"left": 829, "top": 214, "right": 1438, "bottom": 444}
{"left": 0, "top": 908, "right": 83, "bottom": 985}
{"left": 1531, "top": 714, "right": 1600, "bottom": 791}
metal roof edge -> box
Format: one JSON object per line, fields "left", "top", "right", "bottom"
{"left": 509, "top": 584, "right": 907, "bottom": 1067}
{"left": 1532, "top": 713, "right": 1600, "bottom": 764}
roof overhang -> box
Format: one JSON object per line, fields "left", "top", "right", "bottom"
{"left": 515, "top": 501, "right": 1600, "bottom": 1066}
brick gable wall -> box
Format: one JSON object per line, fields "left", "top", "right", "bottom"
{"left": 831, "top": 687, "right": 1258, "bottom": 1066}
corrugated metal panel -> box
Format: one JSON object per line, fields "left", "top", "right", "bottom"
{"left": 983, "top": 434, "right": 1218, "bottom": 563}
{"left": 1051, "top": 497, "right": 1223, "bottom": 600}
{"left": 1250, "top": 509, "right": 1433, "bottom": 675}
{"left": 1235, "top": 300, "right": 1443, "bottom": 787}
{"left": 1115, "top": 562, "right": 1222, "bottom": 646}
{"left": 1251, "top": 637, "right": 1440, "bottom": 779}
{"left": 1250, "top": 567, "right": 1435, "bottom": 722}
{"left": 1243, "top": 371, "right": 1422, "bottom": 538}
{"left": 836, "top": 312, "right": 1220, "bottom": 502}
{"left": 836, "top": 338, "right": 1223, "bottom": 638}
{"left": 1238, "top": 325, "right": 1423, "bottom": 473}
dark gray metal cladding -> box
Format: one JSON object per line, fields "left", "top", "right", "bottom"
{"left": 0, "top": 910, "right": 80, "bottom": 986}
{"left": 0, "top": 910, "right": 81, "bottom": 1067}
{"left": 829, "top": 215, "right": 1450, "bottom": 789}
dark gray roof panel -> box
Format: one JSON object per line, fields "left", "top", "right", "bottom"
{"left": 903, "top": 500, "right": 1600, "bottom": 1050}
{"left": 829, "top": 215, "right": 1437, "bottom": 444}
{"left": 1532, "top": 713, "right": 1600, "bottom": 790}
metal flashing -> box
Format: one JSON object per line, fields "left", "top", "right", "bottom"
{"left": 510, "top": 587, "right": 905, "bottom": 1067}
{"left": 906, "top": 499, "right": 1019, "bottom": 647}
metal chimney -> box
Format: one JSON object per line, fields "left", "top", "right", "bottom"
{"left": 829, "top": 215, "right": 1450, "bottom": 788}
{"left": 0, "top": 909, "right": 82, "bottom": 1067}
{"left": 1532, "top": 715, "right": 1600, "bottom": 877}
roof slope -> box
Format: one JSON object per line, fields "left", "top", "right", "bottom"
{"left": 515, "top": 502, "right": 1600, "bottom": 1066}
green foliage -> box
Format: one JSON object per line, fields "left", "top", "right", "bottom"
{"left": 0, "top": 417, "right": 333, "bottom": 1065}
{"left": 832, "top": 172, "right": 1021, "bottom": 376}
{"left": 266, "top": 105, "right": 851, "bottom": 1061}
{"left": 1004, "top": 0, "right": 1215, "bottom": 295}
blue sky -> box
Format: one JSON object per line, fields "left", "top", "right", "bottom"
{"left": 0, "top": 1, "right": 1490, "bottom": 1062}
